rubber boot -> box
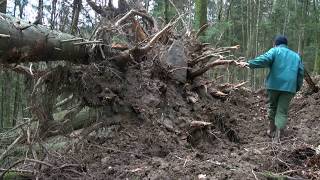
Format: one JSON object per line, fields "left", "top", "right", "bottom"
{"left": 272, "top": 128, "right": 282, "bottom": 143}
{"left": 267, "top": 120, "right": 276, "bottom": 138}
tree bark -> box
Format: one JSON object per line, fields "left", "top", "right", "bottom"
{"left": 36, "top": 0, "right": 43, "bottom": 25}
{"left": 71, "top": 0, "right": 82, "bottom": 35}
{"left": 0, "top": 13, "right": 90, "bottom": 64}
{"left": 50, "top": 0, "right": 58, "bottom": 29}
{"left": 0, "top": 71, "right": 4, "bottom": 128}
{"left": 18, "top": 0, "right": 27, "bottom": 18}
{"left": 12, "top": 76, "right": 21, "bottom": 127}
{"left": 0, "top": 0, "right": 6, "bottom": 13}
{"left": 195, "top": 0, "right": 208, "bottom": 32}
{"left": 164, "top": 0, "right": 170, "bottom": 23}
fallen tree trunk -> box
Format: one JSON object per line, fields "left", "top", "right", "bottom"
{"left": 304, "top": 70, "right": 319, "bottom": 93}
{"left": 0, "top": 13, "right": 91, "bottom": 64}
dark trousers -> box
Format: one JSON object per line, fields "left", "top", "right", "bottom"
{"left": 267, "top": 90, "right": 295, "bottom": 130}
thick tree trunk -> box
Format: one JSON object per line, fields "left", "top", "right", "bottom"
{"left": 0, "top": 13, "right": 90, "bottom": 64}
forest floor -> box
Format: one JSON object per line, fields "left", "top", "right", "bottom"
{"left": 39, "top": 85, "right": 320, "bottom": 180}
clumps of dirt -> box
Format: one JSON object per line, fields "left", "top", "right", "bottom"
{"left": 290, "top": 88, "right": 320, "bottom": 145}
{"left": 11, "top": 11, "right": 320, "bottom": 179}
{"left": 35, "top": 82, "right": 261, "bottom": 179}
{"left": 18, "top": 52, "right": 320, "bottom": 179}
{"left": 247, "top": 83, "right": 320, "bottom": 180}
{"left": 288, "top": 147, "right": 316, "bottom": 166}
{"left": 26, "top": 74, "right": 320, "bottom": 180}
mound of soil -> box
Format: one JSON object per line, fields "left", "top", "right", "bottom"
{"left": 40, "top": 83, "right": 320, "bottom": 180}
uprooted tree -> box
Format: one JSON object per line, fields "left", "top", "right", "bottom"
{"left": 1, "top": 1, "right": 320, "bottom": 178}
{"left": 0, "top": 3, "right": 247, "bottom": 139}
{"left": 4, "top": 0, "right": 320, "bottom": 144}
{"left": 0, "top": 0, "right": 318, "bottom": 140}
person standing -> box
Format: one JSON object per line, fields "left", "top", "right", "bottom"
{"left": 239, "top": 35, "right": 304, "bottom": 142}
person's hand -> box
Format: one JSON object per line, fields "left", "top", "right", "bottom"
{"left": 237, "top": 61, "right": 249, "bottom": 68}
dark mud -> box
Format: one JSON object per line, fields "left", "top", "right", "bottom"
{"left": 38, "top": 83, "right": 319, "bottom": 180}
{"left": 18, "top": 44, "right": 320, "bottom": 180}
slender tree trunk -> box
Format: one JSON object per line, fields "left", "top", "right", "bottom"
{"left": 0, "top": 71, "right": 4, "bottom": 128}
{"left": 144, "top": 0, "right": 150, "bottom": 12}
{"left": 50, "top": 0, "right": 58, "bottom": 29}
{"left": 0, "top": 1, "right": 8, "bottom": 128}
{"left": 3, "top": 70, "right": 11, "bottom": 127}
{"left": 195, "top": 0, "right": 208, "bottom": 35}
{"left": 71, "top": 0, "right": 82, "bottom": 35}
{"left": 282, "top": 0, "right": 290, "bottom": 34}
{"left": 217, "top": 0, "right": 223, "bottom": 22}
{"left": 14, "top": 0, "right": 18, "bottom": 16}
{"left": 254, "top": 0, "right": 261, "bottom": 89}
{"left": 19, "top": 0, "right": 27, "bottom": 18}
{"left": 241, "top": 0, "right": 245, "bottom": 52}
{"left": 36, "top": 0, "right": 44, "bottom": 25}
{"left": 0, "top": 0, "right": 7, "bottom": 13}
{"left": 12, "top": 76, "right": 21, "bottom": 126}
{"left": 59, "top": 0, "right": 69, "bottom": 32}
{"left": 164, "top": 0, "right": 170, "bottom": 24}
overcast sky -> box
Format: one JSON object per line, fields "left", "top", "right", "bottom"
{"left": 6, "top": 0, "right": 120, "bottom": 24}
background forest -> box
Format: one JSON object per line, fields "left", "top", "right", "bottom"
{"left": 0, "top": 0, "right": 319, "bottom": 133}
{"left": 0, "top": 0, "right": 320, "bottom": 179}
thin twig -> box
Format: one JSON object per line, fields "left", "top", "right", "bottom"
{"left": 279, "top": 169, "right": 302, "bottom": 175}
{"left": 168, "top": 66, "right": 192, "bottom": 73}
{"left": 74, "top": 40, "right": 102, "bottom": 45}
{"left": 196, "top": 24, "right": 209, "bottom": 39}
{"left": 208, "top": 131, "right": 223, "bottom": 142}
{"left": 0, "top": 33, "right": 10, "bottom": 38}
{"left": 115, "top": 10, "right": 154, "bottom": 28}
{"left": 0, "top": 168, "right": 33, "bottom": 174}
{"left": 0, "top": 118, "right": 34, "bottom": 135}
{"left": 141, "top": 14, "right": 183, "bottom": 52}
{"left": 167, "top": 0, "right": 187, "bottom": 29}
{"left": 0, "top": 134, "right": 23, "bottom": 162}
{"left": 61, "top": 38, "right": 83, "bottom": 43}
{"left": 0, "top": 158, "right": 54, "bottom": 178}
{"left": 252, "top": 169, "right": 259, "bottom": 180}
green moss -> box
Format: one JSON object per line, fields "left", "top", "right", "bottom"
{"left": 3, "top": 171, "right": 31, "bottom": 180}
{"left": 261, "top": 171, "right": 288, "bottom": 180}
{"left": 195, "top": 0, "right": 208, "bottom": 30}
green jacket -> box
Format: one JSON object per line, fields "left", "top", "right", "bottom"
{"left": 248, "top": 44, "right": 304, "bottom": 93}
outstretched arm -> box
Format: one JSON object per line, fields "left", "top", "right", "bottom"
{"left": 248, "top": 48, "right": 275, "bottom": 68}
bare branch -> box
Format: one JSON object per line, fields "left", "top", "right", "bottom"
{"left": 190, "top": 60, "right": 240, "bottom": 79}
{"left": 0, "top": 33, "right": 10, "bottom": 38}
{"left": 86, "top": 0, "right": 107, "bottom": 17}
{"left": 189, "top": 53, "right": 223, "bottom": 66}
{"left": 196, "top": 24, "right": 209, "bottom": 39}
{"left": 141, "top": 21, "right": 173, "bottom": 51}
{"left": 0, "top": 134, "right": 23, "bottom": 162}
{"left": 73, "top": 40, "right": 103, "bottom": 46}
{"left": 115, "top": 10, "right": 154, "bottom": 28}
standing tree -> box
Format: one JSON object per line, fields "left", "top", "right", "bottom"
{"left": 36, "top": 0, "right": 44, "bottom": 25}
{"left": 195, "top": 0, "right": 208, "bottom": 36}
{"left": 0, "top": 0, "right": 6, "bottom": 14}
{"left": 50, "top": 0, "right": 58, "bottom": 29}
{"left": 71, "top": 0, "right": 82, "bottom": 35}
